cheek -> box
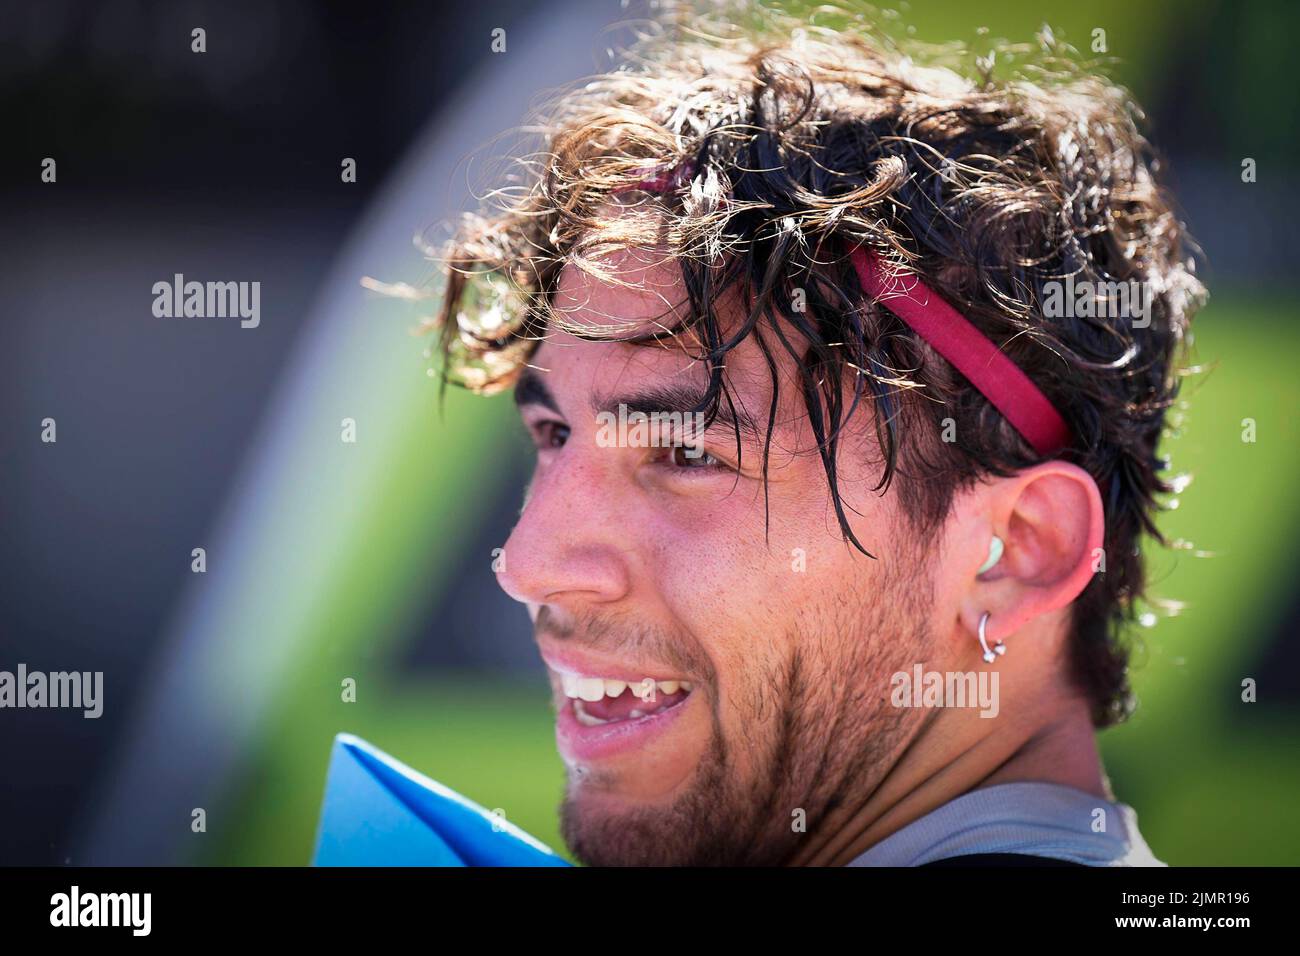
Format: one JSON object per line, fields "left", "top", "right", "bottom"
{"left": 633, "top": 468, "right": 902, "bottom": 747}
{"left": 644, "top": 491, "right": 783, "bottom": 639}
{"left": 643, "top": 494, "right": 812, "bottom": 756}
{"left": 647, "top": 479, "right": 857, "bottom": 627}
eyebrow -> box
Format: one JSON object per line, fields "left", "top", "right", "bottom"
{"left": 592, "top": 383, "right": 762, "bottom": 444}
{"left": 513, "top": 366, "right": 763, "bottom": 443}
{"left": 513, "top": 366, "right": 562, "bottom": 415}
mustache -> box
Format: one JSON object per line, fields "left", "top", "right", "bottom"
{"left": 534, "top": 606, "right": 714, "bottom": 682}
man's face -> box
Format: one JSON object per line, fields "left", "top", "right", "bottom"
{"left": 496, "top": 253, "right": 942, "bottom": 865}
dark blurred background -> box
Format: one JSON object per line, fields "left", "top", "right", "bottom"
{"left": 1, "top": 0, "right": 1298, "bottom": 866}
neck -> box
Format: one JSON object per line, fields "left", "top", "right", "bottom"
{"left": 788, "top": 676, "right": 1106, "bottom": 866}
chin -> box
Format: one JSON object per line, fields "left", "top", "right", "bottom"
{"left": 558, "top": 754, "right": 788, "bottom": 867}
{"left": 561, "top": 789, "right": 707, "bottom": 866}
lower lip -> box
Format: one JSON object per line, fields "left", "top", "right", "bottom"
{"left": 554, "top": 692, "right": 693, "bottom": 763}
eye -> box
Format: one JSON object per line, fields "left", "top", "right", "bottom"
{"left": 531, "top": 420, "right": 570, "bottom": 450}
{"left": 668, "top": 445, "right": 723, "bottom": 470}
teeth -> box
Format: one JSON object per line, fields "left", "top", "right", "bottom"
{"left": 556, "top": 671, "right": 695, "bottom": 701}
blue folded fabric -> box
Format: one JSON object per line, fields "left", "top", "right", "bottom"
{"left": 312, "top": 732, "right": 571, "bottom": 866}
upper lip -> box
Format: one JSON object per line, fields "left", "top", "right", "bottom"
{"left": 537, "top": 640, "right": 688, "bottom": 684}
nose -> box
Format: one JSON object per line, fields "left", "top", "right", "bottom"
{"left": 495, "top": 449, "right": 634, "bottom": 610}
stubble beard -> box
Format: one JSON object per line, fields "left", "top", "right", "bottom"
{"left": 560, "top": 545, "right": 934, "bottom": 866}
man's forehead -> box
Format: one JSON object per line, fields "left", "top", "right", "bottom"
{"left": 526, "top": 326, "right": 758, "bottom": 428}
{"left": 525, "top": 251, "right": 875, "bottom": 461}
{"left": 551, "top": 249, "right": 696, "bottom": 333}
{"left": 535, "top": 257, "right": 766, "bottom": 415}
{"left": 522, "top": 261, "right": 768, "bottom": 446}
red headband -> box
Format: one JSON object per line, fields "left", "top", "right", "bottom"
{"left": 849, "top": 248, "right": 1072, "bottom": 457}
{"left": 629, "top": 165, "right": 1072, "bottom": 457}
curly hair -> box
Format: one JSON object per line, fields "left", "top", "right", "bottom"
{"left": 414, "top": 3, "right": 1206, "bottom": 727}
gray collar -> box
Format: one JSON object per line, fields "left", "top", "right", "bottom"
{"left": 847, "top": 781, "right": 1164, "bottom": 867}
